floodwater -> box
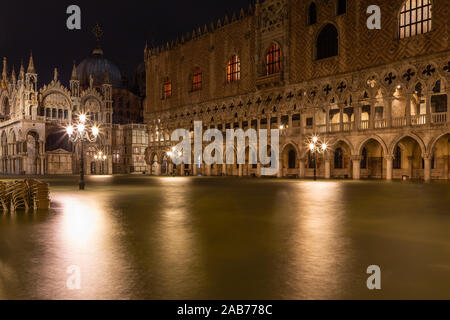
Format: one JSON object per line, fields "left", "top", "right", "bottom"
{"left": 0, "top": 175, "right": 449, "bottom": 300}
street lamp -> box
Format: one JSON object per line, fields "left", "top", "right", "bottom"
{"left": 307, "top": 135, "right": 328, "bottom": 181}
{"left": 66, "top": 114, "right": 100, "bottom": 190}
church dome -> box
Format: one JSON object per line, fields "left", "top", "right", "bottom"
{"left": 77, "top": 47, "right": 122, "bottom": 88}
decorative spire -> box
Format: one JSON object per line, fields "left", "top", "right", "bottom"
{"left": 19, "top": 60, "right": 25, "bottom": 80}
{"left": 71, "top": 61, "right": 78, "bottom": 80}
{"left": 2, "top": 57, "right": 7, "bottom": 81}
{"left": 92, "top": 23, "right": 104, "bottom": 56}
{"left": 11, "top": 65, "right": 16, "bottom": 83}
{"left": 53, "top": 67, "right": 58, "bottom": 81}
{"left": 27, "top": 51, "right": 36, "bottom": 73}
{"left": 104, "top": 70, "right": 110, "bottom": 84}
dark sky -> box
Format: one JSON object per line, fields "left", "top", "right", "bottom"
{"left": 0, "top": 0, "right": 253, "bottom": 86}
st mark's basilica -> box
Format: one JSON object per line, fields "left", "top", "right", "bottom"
{"left": 0, "top": 25, "right": 148, "bottom": 176}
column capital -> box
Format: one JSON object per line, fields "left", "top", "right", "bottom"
{"left": 351, "top": 155, "right": 362, "bottom": 161}
{"left": 384, "top": 154, "right": 394, "bottom": 161}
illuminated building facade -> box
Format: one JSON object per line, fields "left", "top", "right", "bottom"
{"left": 144, "top": 0, "right": 450, "bottom": 180}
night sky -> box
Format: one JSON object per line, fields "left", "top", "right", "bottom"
{"left": 0, "top": 0, "right": 253, "bottom": 86}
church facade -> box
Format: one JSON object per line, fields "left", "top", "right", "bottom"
{"left": 0, "top": 39, "right": 148, "bottom": 176}
{"left": 144, "top": 0, "right": 450, "bottom": 181}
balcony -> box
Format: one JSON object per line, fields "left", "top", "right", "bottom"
{"left": 374, "top": 119, "right": 387, "bottom": 129}
{"left": 392, "top": 117, "right": 407, "bottom": 128}
{"left": 360, "top": 120, "right": 369, "bottom": 130}
{"left": 256, "top": 73, "right": 284, "bottom": 89}
{"left": 411, "top": 115, "right": 426, "bottom": 126}
{"left": 432, "top": 112, "right": 447, "bottom": 124}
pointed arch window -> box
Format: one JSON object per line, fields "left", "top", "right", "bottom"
{"left": 399, "top": 0, "right": 432, "bottom": 39}
{"left": 192, "top": 67, "right": 202, "bottom": 91}
{"left": 308, "top": 2, "right": 317, "bottom": 25}
{"left": 163, "top": 77, "right": 172, "bottom": 99}
{"left": 266, "top": 44, "right": 282, "bottom": 75}
{"left": 226, "top": 55, "right": 240, "bottom": 83}
{"left": 317, "top": 24, "right": 339, "bottom": 60}
{"left": 337, "top": 0, "right": 347, "bottom": 15}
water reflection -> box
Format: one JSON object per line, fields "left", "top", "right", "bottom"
{"left": 291, "top": 182, "right": 350, "bottom": 299}
{"left": 0, "top": 176, "right": 449, "bottom": 299}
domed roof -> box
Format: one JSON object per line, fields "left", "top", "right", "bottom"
{"left": 77, "top": 47, "right": 122, "bottom": 88}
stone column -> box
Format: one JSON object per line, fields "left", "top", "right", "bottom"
{"left": 288, "top": 113, "right": 293, "bottom": 130}
{"left": 325, "top": 158, "right": 331, "bottom": 179}
{"left": 447, "top": 89, "right": 450, "bottom": 123}
{"left": 299, "top": 158, "right": 305, "bottom": 178}
{"left": 352, "top": 156, "right": 361, "bottom": 180}
{"left": 193, "top": 163, "right": 198, "bottom": 176}
{"left": 238, "top": 164, "right": 243, "bottom": 177}
{"left": 257, "top": 163, "right": 261, "bottom": 177}
{"left": 257, "top": 118, "right": 261, "bottom": 131}
{"left": 424, "top": 156, "right": 432, "bottom": 182}
{"left": 339, "top": 105, "right": 344, "bottom": 132}
{"left": 425, "top": 93, "right": 432, "bottom": 125}
{"left": 369, "top": 104, "right": 375, "bottom": 129}
{"left": 355, "top": 103, "right": 361, "bottom": 130}
{"left": 406, "top": 95, "right": 412, "bottom": 126}
{"left": 444, "top": 156, "right": 449, "bottom": 180}
{"left": 386, "top": 98, "right": 393, "bottom": 128}
{"left": 277, "top": 156, "right": 283, "bottom": 178}
{"left": 385, "top": 155, "right": 393, "bottom": 180}
{"left": 206, "top": 164, "right": 211, "bottom": 176}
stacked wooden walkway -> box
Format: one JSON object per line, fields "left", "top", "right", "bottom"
{"left": 0, "top": 179, "right": 50, "bottom": 212}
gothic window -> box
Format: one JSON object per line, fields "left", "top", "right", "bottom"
{"left": 361, "top": 147, "right": 368, "bottom": 169}
{"left": 163, "top": 78, "right": 172, "bottom": 99}
{"left": 308, "top": 2, "right": 317, "bottom": 25}
{"left": 317, "top": 24, "right": 339, "bottom": 60}
{"left": 266, "top": 44, "right": 282, "bottom": 75}
{"left": 334, "top": 148, "right": 344, "bottom": 169}
{"left": 399, "top": 0, "right": 432, "bottom": 39}
{"left": 226, "top": 55, "right": 241, "bottom": 83}
{"left": 393, "top": 146, "right": 402, "bottom": 169}
{"left": 288, "top": 150, "right": 296, "bottom": 169}
{"left": 337, "top": 0, "right": 347, "bottom": 15}
{"left": 192, "top": 67, "right": 202, "bottom": 91}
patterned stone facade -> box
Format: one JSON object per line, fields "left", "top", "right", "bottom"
{"left": 144, "top": 0, "right": 450, "bottom": 180}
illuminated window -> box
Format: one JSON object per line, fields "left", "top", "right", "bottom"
{"left": 226, "top": 55, "right": 240, "bottom": 83}
{"left": 163, "top": 78, "right": 172, "bottom": 99}
{"left": 399, "top": 0, "right": 432, "bottom": 39}
{"left": 266, "top": 44, "right": 282, "bottom": 75}
{"left": 192, "top": 67, "right": 202, "bottom": 91}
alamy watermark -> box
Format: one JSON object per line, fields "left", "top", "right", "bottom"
{"left": 170, "top": 121, "right": 279, "bottom": 176}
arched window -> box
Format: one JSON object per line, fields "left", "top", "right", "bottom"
{"left": 288, "top": 150, "right": 296, "bottom": 169}
{"left": 361, "top": 147, "right": 368, "bottom": 169}
{"left": 192, "top": 67, "right": 202, "bottom": 91}
{"left": 399, "top": 0, "right": 432, "bottom": 39}
{"left": 266, "top": 44, "right": 282, "bottom": 75}
{"left": 163, "top": 78, "right": 172, "bottom": 99}
{"left": 317, "top": 24, "right": 339, "bottom": 60}
{"left": 337, "top": 0, "right": 347, "bottom": 15}
{"left": 226, "top": 55, "right": 240, "bottom": 83}
{"left": 308, "top": 2, "right": 317, "bottom": 25}
{"left": 334, "top": 148, "right": 344, "bottom": 169}
{"left": 393, "top": 146, "right": 402, "bottom": 169}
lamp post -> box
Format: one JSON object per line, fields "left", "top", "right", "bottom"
{"left": 308, "top": 135, "right": 328, "bottom": 181}
{"left": 94, "top": 151, "right": 108, "bottom": 175}
{"left": 66, "top": 114, "right": 100, "bottom": 190}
